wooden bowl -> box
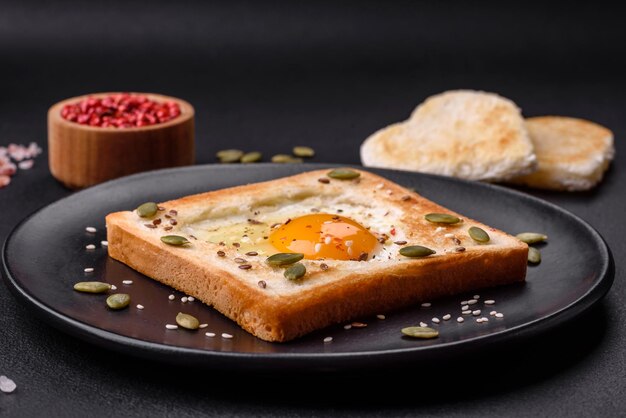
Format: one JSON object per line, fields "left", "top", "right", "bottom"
{"left": 48, "top": 92, "right": 195, "bottom": 189}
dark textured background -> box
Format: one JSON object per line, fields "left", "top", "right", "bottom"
{"left": 1, "top": 1, "right": 625, "bottom": 416}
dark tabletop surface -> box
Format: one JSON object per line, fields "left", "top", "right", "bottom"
{"left": 1, "top": 1, "right": 625, "bottom": 416}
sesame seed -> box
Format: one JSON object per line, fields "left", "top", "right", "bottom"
{"left": 484, "top": 299, "right": 495, "bottom": 305}
{"left": 490, "top": 311, "right": 497, "bottom": 316}
{"left": 144, "top": 224, "right": 157, "bottom": 229}
{"left": 323, "top": 336, "right": 333, "bottom": 343}
{"left": 136, "top": 304, "right": 144, "bottom": 310}
{"left": 351, "top": 322, "right": 367, "bottom": 328}
{"left": 221, "top": 333, "right": 233, "bottom": 339}
{"left": 473, "top": 294, "right": 480, "bottom": 299}
{"left": 245, "top": 251, "right": 258, "bottom": 256}
{"left": 462, "top": 310, "right": 471, "bottom": 315}
{"left": 188, "top": 296, "right": 195, "bottom": 302}
{"left": 205, "top": 332, "right": 216, "bottom": 337}
{"left": 457, "top": 317, "right": 464, "bottom": 323}
{"left": 476, "top": 318, "right": 484, "bottom": 323}
{"left": 168, "top": 294, "right": 175, "bottom": 300}
{"left": 461, "top": 305, "right": 469, "bottom": 310}
{"left": 345, "top": 240, "right": 353, "bottom": 247}
{"left": 376, "top": 183, "right": 384, "bottom": 189}
{"left": 377, "top": 314, "right": 386, "bottom": 320}
{"left": 347, "top": 247, "right": 353, "bottom": 256}
{"left": 234, "top": 257, "right": 246, "bottom": 264}
{"left": 496, "top": 313, "right": 504, "bottom": 318}
{"left": 122, "top": 280, "right": 133, "bottom": 285}
{"left": 320, "top": 263, "right": 329, "bottom": 271}
{"left": 318, "top": 178, "right": 330, "bottom": 184}
{"left": 238, "top": 264, "right": 252, "bottom": 270}
{"left": 443, "top": 314, "right": 451, "bottom": 321}
{"left": 467, "top": 299, "right": 478, "bottom": 305}
{"left": 444, "top": 233, "right": 454, "bottom": 238}
{"left": 181, "top": 296, "right": 188, "bottom": 303}
{"left": 314, "top": 243, "right": 322, "bottom": 253}
{"left": 343, "top": 324, "right": 352, "bottom": 330}
{"left": 84, "top": 267, "right": 94, "bottom": 273}
{"left": 85, "top": 244, "right": 96, "bottom": 250}
{"left": 85, "top": 226, "right": 97, "bottom": 233}
{"left": 420, "top": 322, "right": 428, "bottom": 327}
{"left": 166, "top": 324, "right": 178, "bottom": 330}
{"left": 110, "top": 285, "right": 117, "bottom": 290}
{"left": 481, "top": 317, "right": 489, "bottom": 322}
{"left": 421, "top": 302, "right": 431, "bottom": 308}
{"left": 432, "top": 317, "right": 440, "bottom": 324}
{"left": 472, "top": 310, "right": 481, "bottom": 316}
{"left": 164, "top": 226, "right": 173, "bottom": 231}
{"left": 324, "top": 236, "right": 332, "bottom": 245}
{"left": 199, "top": 323, "right": 208, "bottom": 329}
{"left": 393, "top": 240, "right": 407, "bottom": 245}
{"left": 101, "top": 240, "right": 108, "bottom": 246}
{"left": 0, "top": 376, "right": 17, "bottom": 393}
{"left": 455, "top": 246, "right": 466, "bottom": 252}
{"left": 258, "top": 280, "right": 267, "bottom": 288}
{"left": 217, "top": 250, "right": 226, "bottom": 257}
{"left": 461, "top": 300, "right": 468, "bottom": 305}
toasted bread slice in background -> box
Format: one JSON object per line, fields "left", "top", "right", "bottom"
{"left": 360, "top": 90, "right": 537, "bottom": 182}
{"left": 509, "top": 116, "right": 614, "bottom": 191}
{"left": 106, "top": 168, "right": 528, "bottom": 342}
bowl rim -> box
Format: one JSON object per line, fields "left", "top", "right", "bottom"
{"left": 47, "top": 91, "right": 194, "bottom": 132}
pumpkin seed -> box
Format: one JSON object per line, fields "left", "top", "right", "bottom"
{"left": 160, "top": 235, "right": 190, "bottom": 246}
{"left": 284, "top": 262, "right": 306, "bottom": 280}
{"left": 217, "top": 149, "right": 244, "bottom": 163}
{"left": 292, "top": 146, "right": 315, "bottom": 158}
{"left": 266, "top": 252, "right": 304, "bottom": 267}
{"left": 528, "top": 247, "right": 541, "bottom": 264}
{"left": 240, "top": 151, "right": 262, "bottom": 163}
{"left": 327, "top": 168, "right": 360, "bottom": 180}
{"left": 516, "top": 232, "right": 548, "bottom": 244}
{"left": 425, "top": 213, "right": 460, "bottom": 224}
{"left": 468, "top": 226, "right": 490, "bottom": 243}
{"left": 271, "top": 154, "right": 303, "bottom": 163}
{"left": 136, "top": 202, "right": 158, "bottom": 218}
{"left": 399, "top": 245, "right": 436, "bottom": 258}
{"left": 176, "top": 312, "right": 200, "bottom": 330}
{"left": 401, "top": 326, "right": 439, "bottom": 339}
{"left": 73, "top": 281, "right": 111, "bottom": 294}
{"left": 106, "top": 293, "right": 130, "bottom": 310}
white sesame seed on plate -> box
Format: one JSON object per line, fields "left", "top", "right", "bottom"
{"left": 221, "top": 333, "right": 233, "bottom": 339}
{"left": 85, "top": 244, "right": 96, "bottom": 250}
{"left": 467, "top": 299, "right": 478, "bottom": 305}
{"left": 460, "top": 300, "right": 468, "bottom": 305}
{"left": 472, "top": 310, "right": 481, "bottom": 316}
{"left": 343, "top": 324, "right": 352, "bottom": 330}
{"left": 377, "top": 314, "right": 386, "bottom": 320}
{"left": 421, "top": 302, "right": 431, "bottom": 308}
{"left": 420, "top": 322, "right": 428, "bottom": 327}
{"left": 0, "top": 375, "right": 17, "bottom": 393}
{"left": 496, "top": 313, "right": 504, "bottom": 318}
{"left": 84, "top": 267, "right": 94, "bottom": 273}
{"left": 205, "top": 332, "right": 216, "bottom": 337}
{"left": 457, "top": 317, "right": 464, "bottom": 323}
{"left": 443, "top": 314, "right": 451, "bottom": 321}
{"left": 476, "top": 318, "right": 484, "bottom": 323}
{"left": 188, "top": 296, "right": 195, "bottom": 302}
{"left": 473, "top": 294, "right": 480, "bottom": 299}
{"left": 85, "top": 226, "right": 97, "bottom": 233}
{"left": 484, "top": 300, "right": 495, "bottom": 305}
{"left": 136, "top": 304, "right": 144, "bottom": 310}
{"left": 482, "top": 317, "right": 489, "bottom": 322}
{"left": 199, "top": 323, "right": 208, "bottom": 329}
{"left": 490, "top": 311, "right": 497, "bottom": 316}
{"left": 122, "top": 280, "right": 133, "bottom": 285}
{"left": 168, "top": 294, "right": 175, "bottom": 300}
{"left": 101, "top": 240, "right": 109, "bottom": 247}
{"left": 462, "top": 310, "right": 472, "bottom": 315}
{"left": 432, "top": 317, "right": 440, "bottom": 324}
{"left": 323, "top": 336, "right": 333, "bottom": 343}
{"left": 165, "top": 324, "right": 178, "bottom": 330}
{"left": 461, "top": 305, "right": 469, "bottom": 310}
{"left": 110, "top": 285, "right": 117, "bottom": 290}
{"left": 181, "top": 296, "right": 188, "bottom": 303}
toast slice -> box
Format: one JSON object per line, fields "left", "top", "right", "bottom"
{"left": 360, "top": 90, "right": 537, "bottom": 181}
{"left": 106, "top": 168, "right": 528, "bottom": 342}
{"left": 509, "top": 116, "right": 614, "bottom": 191}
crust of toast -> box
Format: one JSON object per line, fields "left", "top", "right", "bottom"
{"left": 360, "top": 90, "right": 537, "bottom": 181}
{"left": 106, "top": 168, "right": 528, "bottom": 342}
{"left": 509, "top": 116, "right": 614, "bottom": 191}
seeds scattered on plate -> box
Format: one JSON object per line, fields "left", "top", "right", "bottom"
{"left": 85, "top": 226, "right": 97, "bottom": 233}
{"left": 83, "top": 267, "right": 94, "bottom": 273}
{"left": 136, "top": 304, "right": 144, "bottom": 310}
{"left": 165, "top": 324, "right": 178, "bottom": 330}
{"left": 432, "top": 317, "right": 440, "bottom": 324}
{"left": 106, "top": 293, "right": 130, "bottom": 310}
{"left": 420, "top": 302, "right": 431, "bottom": 308}
{"left": 85, "top": 244, "right": 96, "bottom": 250}
{"left": 168, "top": 294, "right": 175, "bottom": 301}
{"left": 457, "top": 317, "right": 464, "bottom": 323}
{"left": 516, "top": 232, "right": 548, "bottom": 244}
{"left": 496, "top": 313, "right": 504, "bottom": 318}
{"left": 377, "top": 314, "right": 386, "bottom": 320}
{"left": 323, "top": 336, "right": 333, "bottom": 343}
{"left": 73, "top": 281, "right": 111, "bottom": 294}
{"left": 0, "top": 375, "right": 17, "bottom": 393}
{"left": 528, "top": 247, "right": 542, "bottom": 264}
{"left": 100, "top": 240, "right": 108, "bottom": 247}
{"left": 199, "top": 323, "right": 208, "bottom": 329}
{"left": 443, "top": 314, "right": 451, "bottom": 321}
{"left": 222, "top": 333, "right": 233, "bottom": 339}
{"left": 176, "top": 312, "right": 200, "bottom": 330}
{"left": 205, "top": 332, "right": 216, "bottom": 337}
{"left": 484, "top": 299, "right": 495, "bottom": 305}
{"left": 293, "top": 146, "right": 315, "bottom": 158}
{"left": 401, "top": 326, "right": 439, "bottom": 339}
{"left": 122, "top": 280, "right": 133, "bottom": 285}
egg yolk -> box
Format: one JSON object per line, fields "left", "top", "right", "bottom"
{"left": 269, "top": 213, "right": 378, "bottom": 260}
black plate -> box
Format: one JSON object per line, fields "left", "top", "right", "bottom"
{"left": 1, "top": 164, "right": 614, "bottom": 372}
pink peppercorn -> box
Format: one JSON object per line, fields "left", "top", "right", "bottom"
{"left": 60, "top": 93, "right": 181, "bottom": 128}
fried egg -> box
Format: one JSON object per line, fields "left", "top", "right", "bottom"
{"left": 183, "top": 199, "right": 403, "bottom": 262}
